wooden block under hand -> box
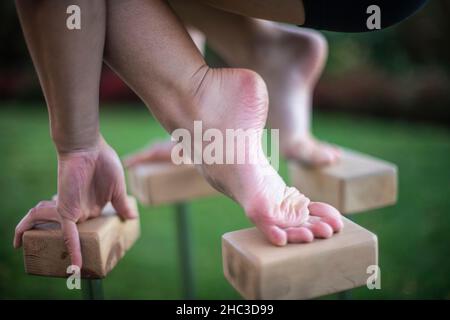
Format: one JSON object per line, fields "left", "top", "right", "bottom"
{"left": 23, "top": 197, "right": 140, "bottom": 279}
{"left": 289, "top": 149, "right": 397, "bottom": 214}
{"left": 127, "top": 162, "right": 218, "bottom": 206}
{"left": 222, "top": 217, "right": 378, "bottom": 300}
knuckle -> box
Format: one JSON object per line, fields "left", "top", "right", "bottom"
{"left": 57, "top": 205, "right": 81, "bottom": 222}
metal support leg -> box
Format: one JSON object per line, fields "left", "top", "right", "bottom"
{"left": 175, "top": 202, "right": 196, "bottom": 300}
{"left": 338, "top": 290, "right": 352, "bottom": 300}
{"left": 82, "top": 279, "right": 104, "bottom": 300}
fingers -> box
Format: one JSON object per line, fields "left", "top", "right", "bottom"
{"left": 308, "top": 202, "right": 344, "bottom": 232}
{"left": 61, "top": 218, "right": 82, "bottom": 268}
{"left": 112, "top": 190, "right": 137, "bottom": 220}
{"left": 13, "top": 202, "right": 59, "bottom": 248}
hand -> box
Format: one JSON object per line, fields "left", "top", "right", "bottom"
{"left": 13, "top": 137, "right": 137, "bottom": 268}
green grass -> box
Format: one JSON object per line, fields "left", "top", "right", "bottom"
{"left": 0, "top": 103, "right": 449, "bottom": 299}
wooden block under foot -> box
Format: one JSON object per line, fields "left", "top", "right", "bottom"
{"left": 127, "top": 162, "right": 218, "bottom": 206}
{"left": 222, "top": 217, "right": 378, "bottom": 300}
{"left": 22, "top": 196, "right": 140, "bottom": 279}
{"left": 289, "top": 149, "right": 397, "bottom": 214}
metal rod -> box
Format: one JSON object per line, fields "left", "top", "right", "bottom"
{"left": 175, "top": 202, "right": 196, "bottom": 300}
{"left": 82, "top": 279, "right": 104, "bottom": 300}
{"left": 338, "top": 290, "right": 352, "bottom": 300}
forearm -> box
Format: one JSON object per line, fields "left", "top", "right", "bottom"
{"left": 15, "top": 0, "right": 105, "bottom": 152}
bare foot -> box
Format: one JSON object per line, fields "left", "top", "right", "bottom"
{"left": 283, "top": 135, "right": 341, "bottom": 167}
{"left": 126, "top": 25, "right": 339, "bottom": 168}
{"left": 248, "top": 23, "right": 341, "bottom": 167}
{"left": 191, "top": 68, "right": 343, "bottom": 245}
{"left": 125, "top": 67, "right": 343, "bottom": 245}
{"left": 124, "top": 140, "right": 175, "bottom": 167}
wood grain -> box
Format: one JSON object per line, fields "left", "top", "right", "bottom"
{"left": 289, "top": 149, "right": 397, "bottom": 214}
{"left": 23, "top": 196, "right": 140, "bottom": 279}
{"left": 127, "top": 163, "right": 218, "bottom": 205}
{"left": 222, "top": 217, "right": 378, "bottom": 300}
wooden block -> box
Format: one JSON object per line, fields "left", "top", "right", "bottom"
{"left": 289, "top": 149, "right": 397, "bottom": 214}
{"left": 222, "top": 217, "right": 378, "bottom": 300}
{"left": 22, "top": 197, "right": 140, "bottom": 279}
{"left": 127, "top": 162, "right": 218, "bottom": 206}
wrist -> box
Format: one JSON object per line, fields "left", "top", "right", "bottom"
{"left": 53, "top": 131, "right": 102, "bottom": 155}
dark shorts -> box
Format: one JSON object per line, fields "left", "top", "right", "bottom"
{"left": 301, "top": 0, "right": 428, "bottom": 32}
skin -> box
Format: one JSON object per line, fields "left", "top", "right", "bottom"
{"left": 14, "top": 0, "right": 137, "bottom": 268}
{"left": 126, "top": 0, "right": 340, "bottom": 167}
{"left": 103, "top": 0, "right": 343, "bottom": 245}
{"left": 14, "top": 0, "right": 343, "bottom": 268}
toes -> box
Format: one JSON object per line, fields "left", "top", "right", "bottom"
{"left": 316, "top": 149, "right": 336, "bottom": 166}
{"left": 331, "top": 145, "right": 341, "bottom": 159}
{"left": 123, "top": 149, "right": 157, "bottom": 168}
{"left": 308, "top": 202, "right": 344, "bottom": 232}
{"left": 315, "top": 145, "right": 341, "bottom": 166}
{"left": 280, "top": 187, "right": 310, "bottom": 226}
{"left": 286, "top": 227, "right": 314, "bottom": 243}
{"left": 308, "top": 221, "right": 334, "bottom": 239}
{"left": 260, "top": 225, "right": 288, "bottom": 247}
{"left": 287, "top": 138, "right": 341, "bottom": 167}
{"left": 123, "top": 141, "right": 175, "bottom": 167}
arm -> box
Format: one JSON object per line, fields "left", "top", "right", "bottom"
{"left": 13, "top": 0, "right": 136, "bottom": 268}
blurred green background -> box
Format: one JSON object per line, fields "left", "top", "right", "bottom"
{"left": 0, "top": 1, "right": 449, "bottom": 299}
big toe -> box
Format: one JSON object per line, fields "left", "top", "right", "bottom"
{"left": 287, "top": 140, "right": 341, "bottom": 167}
{"left": 308, "top": 221, "right": 334, "bottom": 239}
{"left": 309, "top": 202, "right": 344, "bottom": 233}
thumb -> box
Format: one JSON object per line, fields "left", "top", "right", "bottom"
{"left": 61, "top": 218, "right": 82, "bottom": 269}
{"left": 112, "top": 190, "right": 137, "bottom": 220}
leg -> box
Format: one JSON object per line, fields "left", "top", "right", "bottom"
{"left": 125, "top": 1, "right": 339, "bottom": 167}
{"left": 14, "top": 0, "right": 137, "bottom": 269}
{"left": 105, "top": 0, "right": 343, "bottom": 245}
{"left": 187, "top": 26, "right": 206, "bottom": 55}
{"left": 170, "top": 0, "right": 340, "bottom": 166}
{"left": 15, "top": 0, "right": 104, "bottom": 151}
